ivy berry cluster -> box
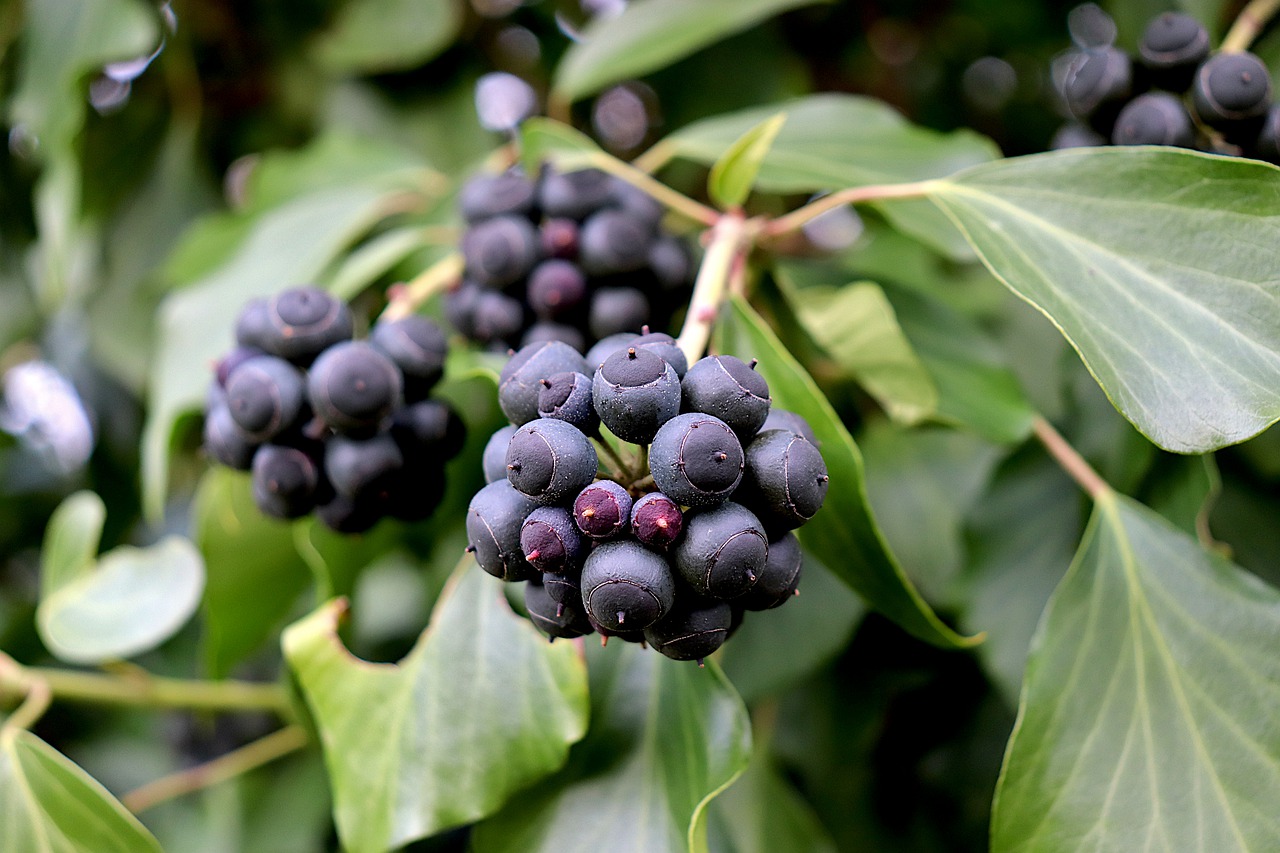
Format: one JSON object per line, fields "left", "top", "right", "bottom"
{"left": 446, "top": 167, "right": 693, "bottom": 353}
{"left": 465, "top": 336, "right": 829, "bottom": 664}
{"left": 203, "top": 286, "right": 464, "bottom": 533}
{"left": 1053, "top": 11, "right": 1280, "bottom": 161}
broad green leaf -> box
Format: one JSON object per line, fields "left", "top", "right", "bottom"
{"left": 992, "top": 492, "right": 1280, "bottom": 852}
{"left": 708, "top": 113, "right": 787, "bottom": 210}
{"left": 664, "top": 95, "right": 1000, "bottom": 258}
{"left": 324, "top": 226, "right": 433, "bottom": 302}
{"left": 719, "top": 553, "right": 862, "bottom": 703}
{"left": 282, "top": 562, "right": 588, "bottom": 853}
{"left": 861, "top": 423, "right": 1002, "bottom": 607}
{"left": 926, "top": 148, "right": 1280, "bottom": 453}
{"left": 37, "top": 536, "right": 204, "bottom": 665}
{"left": 552, "top": 0, "right": 828, "bottom": 103}
{"left": 0, "top": 728, "right": 162, "bottom": 853}
{"left": 1143, "top": 454, "right": 1220, "bottom": 539}
{"left": 313, "top": 0, "right": 462, "bottom": 74}
{"left": 39, "top": 491, "right": 105, "bottom": 599}
{"left": 193, "top": 468, "right": 312, "bottom": 678}
{"left": 714, "top": 295, "right": 977, "bottom": 649}
{"left": 472, "top": 643, "right": 752, "bottom": 853}
{"left": 519, "top": 118, "right": 602, "bottom": 175}
{"left": 779, "top": 277, "right": 938, "bottom": 424}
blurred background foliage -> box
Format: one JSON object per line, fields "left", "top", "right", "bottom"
{"left": 2, "top": 0, "right": 1278, "bottom": 851}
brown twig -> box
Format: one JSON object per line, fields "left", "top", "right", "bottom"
{"left": 1032, "top": 415, "right": 1111, "bottom": 499}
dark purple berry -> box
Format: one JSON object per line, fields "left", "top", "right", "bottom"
{"left": 761, "top": 409, "right": 817, "bottom": 445}
{"left": 204, "top": 405, "right": 259, "bottom": 470}
{"left": 520, "top": 506, "right": 584, "bottom": 573}
{"left": 579, "top": 209, "right": 654, "bottom": 275}
{"left": 325, "top": 433, "right": 403, "bottom": 499}
{"left": 1192, "top": 52, "right": 1272, "bottom": 135}
{"left": 521, "top": 322, "right": 587, "bottom": 353}
{"left": 739, "top": 429, "right": 829, "bottom": 532}
{"left": 1139, "top": 12, "right": 1210, "bottom": 92}
{"left": 525, "top": 580, "right": 594, "bottom": 639}
{"left": 458, "top": 171, "right": 537, "bottom": 222}
{"left": 482, "top": 424, "right": 518, "bottom": 483}
{"left": 261, "top": 286, "right": 354, "bottom": 365}
{"left": 251, "top": 444, "right": 321, "bottom": 519}
{"left": 573, "top": 480, "right": 632, "bottom": 539}
{"left": 649, "top": 413, "right": 744, "bottom": 508}
{"left": 680, "top": 355, "right": 771, "bottom": 442}
{"left": 391, "top": 400, "right": 465, "bottom": 460}
{"left": 461, "top": 215, "right": 541, "bottom": 288}
{"left": 592, "top": 346, "right": 681, "bottom": 444}
{"left": 673, "top": 502, "right": 767, "bottom": 599}
{"left": 308, "top": 342, "right": 404, "bottom": 434}
{"left": 505, "top": 418, "right": 598, "bottom": 505}
{"left": 369, "top": 316, "right": 448, "bottom": 402}
{"left": 225, "top": 355, "right": 307, "bottom": 442}
{"left": 630, "top": 330, "right": 688, "bottom": 378}
{"left": 466, "top": 480, "right": 539, "bottom": 581}
{"left": 527, "top": 260, "right": 588, "bottom": 320}
{"left": 737, "top": 532, "right": 803, "bottom": 610}
{"left": 644, "top": 600, "right": 733, "bottom": 662}
{"left": 1112, "top": 92, "right": 1195, "bottom": 147}
{"left": 631, "top": 492, "right": 683, "bottom": 550}
{"left": 498, "top": 341, "right": 590, "bottom": 426}
{"left": 540, "top": 218, "right": 580, "bottom": 259}
{"left": 580, "top": 540, "right": 676, "bottom": 632}
{"left": 538, "top": 168, "right": 613, "bottom": 220}
{"left": 537, "top": 371, "right": 599, "bottom": 433}
{"left": 588, "top": 287, "right": 650, "bottom": 340}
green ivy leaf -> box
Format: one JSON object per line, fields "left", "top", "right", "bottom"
{"left": 664, "top": 94, "right": 1000, "bottom": 258}
{"left": 0, "top": 728, "right": 162, "bottom": 853}
{"left": 37, "top": 495, "right": 204, "bottom": 665}
{"left": 518, "top": 118, "right": 602, "bottom": 175}
{"left": 552, "top": 0, "right": 829, "bottom": 104}
{"left": 926, "top": 148, "right": 1280, "bottom": 453}
{"left": 312, "top": 0, "right": 463, "bottom": 74}
{"left": 714, "top": 295, "right": 977, "bottom": 649}
{"left": 708, "top": 113, "right": 787, "bottom": 210}
{"left": 472, "top": 642, "right": 752, "bottom": 853}
{"left": 282, "top": 562, "right": 588, "bottom": 853}
{"left": 992, "top": 491, "right": 1280, "bottom": 852}
{"left": 193, "top": 469, "right": 313, "bottom": 678}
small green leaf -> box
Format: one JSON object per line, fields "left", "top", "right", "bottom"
{"left": 708, "top": 112, "right": 787, "bottom": 210}
{"left": 283, "top": 561, "right": 588, "bottom": 853}
{"left": 312, "top": 0, "right": 463, "bottom": 74}
{"left": 37, "top": 536, "right": 204, "bottom": 665}
{"left": 992, "top": 492, "right": 1280, "bottom": 852}
{"left": 714, "top": 295, "right": 977, "bottom": 649}
{"left": 552, "top": 0, "right": 829, "bottom": 104}
{"left": 0, "top": 728, "right": 162, "bottom": 853}
{"left": 519, "top": 118, "right": 602, "bottom": 175}
{"left": 926, "top": 147, "right": 1280, "bottom": 453}
{"left": 39, "top": 491, "right": 106, "bottom": 599}
{"left": 193, "top": 468, "right": 313, "bottom": 678}
{"left": 472, "top": 642, "right": 752, "bottom": 853}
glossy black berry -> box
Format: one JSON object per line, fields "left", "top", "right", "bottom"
{"left": 308, "top": 342, "right": 403, "bottom": 434}
{"left": 527, "top": 260, "right": 588, "bottom": 320}
{"left": 631, "top": 330, "right": 688, "bottom": 378}
{"left": 538, "top": 168, "right": 613, "bottom": 220}
{"left": 739, "top": 429, "right": 829, "bottom": 532}
{"left": 631, "top": 492, "right": 683, "bottom": 550}
{"left": 580, "top": 539, "right": 676, "bottom": 632}
{"left": 1139, "top": 12, "right": 1209, "bottom": 91}
{"left": 1112, "top": 92, "right": 1195, "bottom": 147}
{"left": 1192, "top": 52, "right": 1272, "bottom": 131}
{"left": 1062, "top": 47, "right": 1134, "bottom": 131}
{"left": 537, "top": 371, "right": 599, "bottom": 433}
{"left": 204, "top": 405, "right": 258, "bottom": 470}
{"left": 472, "top": 291, "right": 527, "bottom": 344}
{"left": 761, "top": 409, "right": 817, "bottom": 446}
{"left": 1050, "top": 122, "right": 1106, "bottom": 149}
{"left": 680, "top": 355, "right": 771, "bottom": 442}
{"left": 579, "top": 209, "right": 654, "bottom": 275}
{"left": 573, "top": 480, "right": 632, "bottom": 540}
{"left": 539, "top": 218, "right": 580, "bottom": 260}
{"left": 251, "top": 444, "right": 321, "bottom": 519}
{"left": 584, "top": 333, "right": 635, "bottom": 372}
{"left": 391, "top": 400, "right": 465, "bottom": 460}
{"left": 499, "top": 341, "right": 590, "bottom": 426}
{"left": 588, "top": 287, "right": 650, "bottom": 340}
{"left": 505, "top": 419, "right": 599, "bottom": 505}
{"left": 673, "top": 502, "right": 767, "bottom": 599}
{"left": 461, "top": 215, "right": 541, "bottom": 288}
{"left": 317, "top": 494, "right": 383, "bottom": 534}
{"left": 520, "top": 505, "right": 584, "bottom": 573}
{"left": 644, "top": 600, "right": 733, "bottom": 662}
{"left": 215, "top": 346, "right": 264, "bottom": 388}
{"left": 261, "top": 286, "right": 354, "bottom": 365}
{"left": 737, "top": 532, "right": 803, "bottom": 610}
{"left": 466, "top": 480, "right": 539, "bottom": 581}
{"left": 592, "top": 346, "right": 681, "bottom": 444}
{"left": 234, "top": 298, "right": 273, "bottom": 350}
{"left": 369, "top": 316, "right": 448, "bottom": 402}
{"left": 543, "top": 562, "right": 583, "bottom": 605}
{"left": 325, "top": 433, "right": 403, "bottom": 499}
{"left": 225, "top": 355, "right": 307, "bottom": 442}
{"left": 521, "top": 322, "right": 586, "bottom": 354}
{"left": 482, "top": 424, "right": 518, "bottom": 483}
{"left": 649, "top": 413, "right": 745, "bottom": 508}
{"left": 458, "top": 171, "right": 537, "bottom": 222}
{"left": 524, "top": 580, "right": 594, "bottom": 639}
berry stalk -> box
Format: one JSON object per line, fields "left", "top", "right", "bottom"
{"left": 1222, "top": 0, "right": 1280, "bottom": 53}
{"left": 675, "top": 213, "right": 754, "bottom": 365}
{"left": 762, "top": 180, "right": 936, "bottom": 239}
{"left": 381, "top": 252, "right": 465, "bottom": 322}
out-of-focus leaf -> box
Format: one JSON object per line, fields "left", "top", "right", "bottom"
{"left": 552, "top": 0, "right": 828, "bottom": 103}
{"left": 1143, "top": 454, "right": 1220, "bottom": 539}
{"left": 39, "top": 491, "right": 105, "bottom": 597}
{"left": 519, "top": 118, "right": 602, "bottom": 175}
{"left": 313, "top": 0, "right": 463, "bottom": 74}
{"left": 665, "top": 95, "right": 1000, "bottom": 258}
{"left": 720, "top": 553, "right": 862, "bottom": 703}
{"left": 708, "top": 113, "right": 787, "bottom": 210}
{"left": 992, "top": 492, "right": 1280, "bottom": 852}
{"left": 282, "top": 563, "right": 588, "bottom": 853}
{"left": 193, "top": 468, "right": 312, "bottom": 678}
{"left": 0, "top": 728, "right": 162, "bottom": 852}
{"left": 325, "top": 226, "right": 435, "bottom": 302}
{"left": 927, "top": 147, "right": 1280, "bottom": 453}
{"left": 472, "top": 642, "right": 752, "bottom": 853}
{"left": 715, "top": 295, "right": 977, "bottom": 649}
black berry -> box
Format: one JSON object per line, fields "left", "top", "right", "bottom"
{"left": 580, "top": 539, "right": 676, "bottom": 632}
{"left": 461, "top": 215, "right": 541, "bottom": 288}
{"left": 466, "top": 480, "right": 539, "bottom": 581}
{"left": 524, "top": 580, "right": 594, "bottom": 640}
{"left": 737, "top": 531, "right": 803, "bottom": 610}
{"left": 225, "top": 355, "right": 307, "bottom": 442}
{"left": 587, "top": 287, "right": 650, "bottom": 340}
{"left": 573, "top": 480, "right": 632, "bottom": 540}
{"left": 498, "top": 341, "right": 590, "bottom": 426}
{"left": 520, "top": 506, "right": 584, "bottom": 573}
{"left": 1112, "top": 92, "right": 1195, "bottom": 147}
{"left": 592, "top": 346, "right": 681, "bottom": 444}
{"left": 251, "top": 444, "right": 321, "bottom": 519}
{"left": 673, "top": 502, "right": 767, "bottom": 599}
{"left": 1139, "top": 12, "right": 1209, "bottom": 91}
{"left": 458, "top": 171, "right": 537, "bottom": 223}
{"left": 482, "top": 424, "right": 518, "bottom": 483}
{"left": 739, "top": 429, "right": 829, "bottom": 532}
{"left": 649, "top": 413, "right": 745, "bottom": 508}
{"left": 369, "top": 316, "right": 448, "bottom": 402}
{"left": 260, "top": 286, "right": 354, "bottom": 365}
{"left": 308, "top": 342, "right": 404, "bottom": 434}
{"left": 504, "top": 418, "right": 599, "bottom": 505}
{"left": 644, "top": 600, "right": 733, "bottom": 662}
{"left": 680, "top": 355, "right": 771, "bottom": 442}
{"left": 537, "top": 371, "right": 600, "bottom": 433}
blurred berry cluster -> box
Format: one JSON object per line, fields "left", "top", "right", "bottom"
{"left": 204, "top": 286, "right": 464, "bottom": 532}
{"left": 1052, "top": 8, "right": 1280, "bottom": 161}
{"left": 445, "top": 167, "right": 693, "bottom": 353}
{"left": 466, "top": 336, "right": 829, "bottom": 663}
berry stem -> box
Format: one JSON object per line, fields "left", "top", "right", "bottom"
{"left": 1222, "top": 0, "right": 1280, "bottom": 53}
{"left": 761, "top": 180, "right": 937, "bottom": 239}
{"left": 380, "top": 251, "right": 465, "bottom": 322}
{"left": 1032, "top": 415, "right": 1111, "bottom": 500}
{"left": 582, "top": 152, "right": 720, "bottom": 226}
{"left": 676, "top": 213, "right": 755, "bottom": 364}
{"left": 595, "top": 435, "right": 634, "bottom": 481}
{"left": 121, "top": 725, "right": 309, "bottom": 814}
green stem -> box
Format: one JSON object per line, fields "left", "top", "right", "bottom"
{"left": 675, "top": 213, "right": 755, "bottom": 364}
{"left": 762, "top": 180, "right": 936, "bottom": 239}
{"left": 594, "top": 435, "right": 633, "bottom": 481}
{"left": 1032, "top": 415, "right": 1111, "bottom": 500}
{"left": 1222, "top": 0, "right": 1280, "bottom": 53}
{"left": 380, "top": 252, "right": 465, "bottom": 322}
{"left": 585, "top": 152, "right": 720, "bottom": 226}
